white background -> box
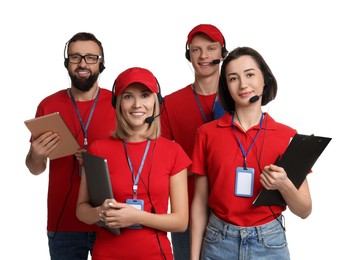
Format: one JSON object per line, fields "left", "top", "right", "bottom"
{"left": 1, "top": 0, "right": 347, "bottom": 259}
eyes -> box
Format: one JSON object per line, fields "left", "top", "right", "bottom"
{"left": 67, "top": 54, "right": 101, "bottom": 64}
{"left": 228, "top": 72, "right": 255, "bottom": 83}
{"left": 191, "top": 45, "right": 219, "bottom": 54}
{"left": 122, "top": 91, "right": 152, "bottom": 100}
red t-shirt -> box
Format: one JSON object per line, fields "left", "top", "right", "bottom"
{"left": 161, "top": 85, "right": 216, "bottom": 210}
{"left": 191, "top": 112, "right": 297, "bottom": 226}
{"left": 33, "top": 88, "right": 116, "bottom": 232}
{"left": 88, "top": 137, "right": 191, "bottom": 259}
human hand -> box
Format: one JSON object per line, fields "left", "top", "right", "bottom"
{"left": 99, "top": 199, "right": 141, "bottom": 228}
{"left": 98, "top": 199, "right": 118, "bottom": 223}
{"left": 260, "top": 164, "right": 288, "bottom": 191}
{"left": 75, "top": 148, "right": 87, "bottom": 165}
{"left": 30, "top": 131, "right": 61, "bottom": 161}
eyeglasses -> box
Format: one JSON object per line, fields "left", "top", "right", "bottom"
{"left": 67, "top": 54, "right": 102, "bottom": 64}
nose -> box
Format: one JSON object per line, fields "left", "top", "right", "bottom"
{"left": 239, "top": 77, "right": 248, "bottom": 89}
{"left": 199, "top": 49, "right": 209, "bottom": 59}
{"left": 79, "top": 57, "right": 88, "bottom": 66}
{"left": 132, "top": 96, "right": 142, "bottom": 108}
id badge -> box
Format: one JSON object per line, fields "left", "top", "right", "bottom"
{"left": 126, "top": 199, "right": 144, "bottom": 229}
{"left": 235, "top": 167, "right": 254, "bottom": 197}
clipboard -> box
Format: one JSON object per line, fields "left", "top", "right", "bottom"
{"left": 253, "top": 133, "right": 331, "bottom": 206}
{"left": 24, "top": 112, "right": 81, "bottom": 160}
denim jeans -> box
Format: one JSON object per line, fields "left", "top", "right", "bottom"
{"left": 200, "top": 213, "right": 290, "bottom": 260}
{"left": 47, "top": 231, "right": 96, "bottom": 260}
{"left": 171, "top": 226, "right": 190, "bottom": 260}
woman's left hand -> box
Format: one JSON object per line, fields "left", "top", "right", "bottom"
{"left": 260, "top": 164, "right": 288, "bottom": 190}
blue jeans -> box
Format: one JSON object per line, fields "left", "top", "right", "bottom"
{"left": 47, "top": 232, "right": 96, "bottom": 260}
{"left": 171, "top": 226, "right": 190, "bottom": 260}
{"left": 201, "top": 213, "right": 290, "bottom": 260}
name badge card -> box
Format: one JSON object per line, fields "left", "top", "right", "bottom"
{"left": 235, "top": 167, "right": 254, "bottom": 197}
{"left": 126, "top": 199, "right": 144, "bottom": 229}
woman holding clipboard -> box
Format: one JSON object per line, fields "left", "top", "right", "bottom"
{"left": 190, "top": 47, "right": 312, "bottom": 260}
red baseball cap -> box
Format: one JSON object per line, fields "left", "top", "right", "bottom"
{"left": 113, "top": 67, "right": 159, "bottom": 96}
{"left": 187, "top": 24, "right": 225, "bottom": 46}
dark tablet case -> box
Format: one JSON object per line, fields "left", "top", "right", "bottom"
{"left": 253, "top": 134, "right": 331, "bottom": 206}
{"left": 82, "top": 152, "right": 120, "bottom": 235}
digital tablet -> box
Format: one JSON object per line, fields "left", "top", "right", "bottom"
{"left": 82, "top": 152, "right": 120, "bottom": 235}
{"left": 24, "top": 112, "right": 80, "bottom": 160}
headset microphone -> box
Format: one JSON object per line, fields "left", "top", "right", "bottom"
{"left": 212, "top": 59, "right": 221, "bottom": 65}
{"left": 145, "top": 115, "right": 158, "bottom": 124}
{"left": 145, "top": 99, "right": 166, "bottom": 124}
{"left": 249, "top": 94, "right": 263, "bottom": 103}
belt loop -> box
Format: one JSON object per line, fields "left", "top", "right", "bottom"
{"left": 222, "top": 223, "right": 228, "bottom": 239}
{"left": 255, "top": 226, "right": 262, "bottom": 243}
{"left": 275, "top": 214, "right": 286, "bottom": 231}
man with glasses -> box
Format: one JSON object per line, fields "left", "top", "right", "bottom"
{"left": 25, "top": 32, "right": 116, "bottom": 260}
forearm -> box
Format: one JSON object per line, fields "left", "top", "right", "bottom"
{"left": 190, "top": 175, "right": 209, "bottom": 259}
{"left": 138, "top": 210, "right": 188, "bottom": 232}
{"left": 190, "top": 208, "right": 207, "bottom": 260}
{"left": 76, "top": 202, "right": 101, "bottom": 225}
{"left": 280, "top": 179, "right": 312, "bottom": 219}
{"left": 25, "top": 151, "right": 47, "bottom": 175}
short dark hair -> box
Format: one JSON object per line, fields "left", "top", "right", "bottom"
{"left": 65, "top": 32, "right": 104, "bottom": 59}
{"left": 218, "top": 46, "right": 277, "bottom": 112}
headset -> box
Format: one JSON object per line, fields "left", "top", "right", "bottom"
{"left": 185, "top": 37, "right": 228, "bottom": 61}
{"left": 63, "top": 40, "right": 105, "bottom": 73}
{"left": 111, "top": 78, "right": 163, "bottom": 109}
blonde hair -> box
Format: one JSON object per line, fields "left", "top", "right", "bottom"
{"left": 113, "top": 92, "right": 161, "bottom": 140}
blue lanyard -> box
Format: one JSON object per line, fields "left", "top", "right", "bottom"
{"left": 123, "top": 140, "right": 151, "bottom": 199}
{"left": 70, "top": 88, "right": 100, "bottom": 149}
{"left": 232, "top": 113, "right": 264, "bottom": 169}
{"left": 193, "top": 86, "right": 220, "bottom": 123}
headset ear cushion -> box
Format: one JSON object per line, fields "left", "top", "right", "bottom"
{"left": 157, "top": 93, "right": 164, "bottom": 104}
{"left": 64, "top": 59, "right": 68, "bottom": 68}
{"left": 99, "top": 63, "right": 105, "bottom": 73}
{"left": 222, "top": 47, "right": 228, "bottom": 58}
{"left": 185, "top": 42, "right": 191, "bottom": 61}
{"left": 185, "top": 49, "right": 190, "bottom": 61}
{"left": 111, "top": 95, "right": 116, "bottom": 108}
{"left": 154, "top": 78, "right": 164, "bottom": 104}
{"left": 111, "top": 82, "right": 116, "bottom": 108}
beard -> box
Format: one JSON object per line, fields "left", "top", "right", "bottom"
{"left": 69, "top": 69, "right": 100, "bottom": 92}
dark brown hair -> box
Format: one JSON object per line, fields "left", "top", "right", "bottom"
{"left": 218, "top": 46, "right": 277, "bottom": 112}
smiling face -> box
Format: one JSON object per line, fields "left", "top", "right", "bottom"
{"left": 67, "top": 40, "right": 102, "bottom": 92}
{"left": 188, "top": 34, "right": 223, "bottom": 77}
{"left": 225, "top": 55, "right": 265, "bottom": 108}
{"left": 120, "top": 83, "right": 156, "bottom": 133}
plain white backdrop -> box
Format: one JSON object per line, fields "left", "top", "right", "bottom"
{"left": 1, "top": 0, "right": 347, "bottom": 259}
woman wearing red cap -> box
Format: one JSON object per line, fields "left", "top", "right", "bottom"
{"left": 76, "top": 67, "right": 191, "bottom": 259}
{"left": 190, "top": 47, "right": 312, "bottom": 259}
